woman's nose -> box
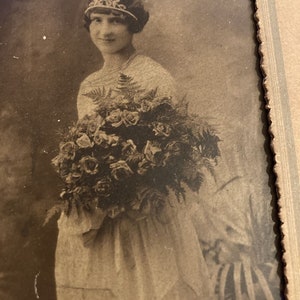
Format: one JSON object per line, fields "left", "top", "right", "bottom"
{"left": 99, "top": 21, "right": 113, "bottom": 37}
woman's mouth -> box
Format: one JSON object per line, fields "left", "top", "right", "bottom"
{"left": 99, "top": 38, "right": 115, "bottom": 42}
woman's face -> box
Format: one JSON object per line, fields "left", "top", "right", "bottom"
{"left": 89, "top": 11, "right": 133, "bottom": 55}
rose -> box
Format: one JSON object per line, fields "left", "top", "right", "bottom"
{"left": 163, "top": 141, "right": 183, "bottom": 164}
{"left": 57, "top": 159, "right": 71, "bottom": 177}
{"left": 59, "top": 190, "right": 73, "bottom": 201}
{"left": 94, "top": 177, "right": 112, "bottom": 197}
{"left": 72, "top": 186, "right": 93, "bottom": 203}
{"left": 110, "top": 160, "right": 134, "bottom": 181}
{"left": 107, "top": 135, "right": 120, "bottom": 147}
{"left": 165, "top": 141, "right": 182, "bottom": 156}
{"left": 139, "top": 100, "right": 153, "bottom": 112}
{"left": 94, "top": 130, "right": 109, "bottom": 147}
{"left": 94, "top": 130, "right": 119, "bottom": 148}
{"left": 106, "top": 109, "right": 123, "bottom": 127}
{"left": 87, "top": 120, "right": 99, "bottom": 135}
{"left": 52, "top": 156, "right": 71, "bottom": 176}
{"left": 76, "top": 117, "right": 90, "bottom": 134}
{"left": 59, "top": 141, "right": 77, "bottom": 160}
{"left": 137, "top": 159, "right": 153, "bottom": 175}
{"left": 51, "top": 155, "right": 63, "bottom": 171}
{"left": 105, "top": 155, "right": 117, "bottom": 164}
{"left": 65, "top": 172, "right": 82, "bottom": 184}
{"left": 76, "top": 134, "right": 93, "bottom": 148}
{"left": 79, "top": 156, "right": 99, "bottom": 175}
{"left": 152, "top": 122, "right": 172, "bottom": 137}
{"left": 143, "top": 141, "right": 163, "bottom": 164}
{"left": 64, "top": 163, "right": 82, "bottom": 184}
{"left": 122, "top": 110, "right": 140, "bottom": 127}
{"left": 87, "top": 115, "right": 105, "bottom": 135}
{"left": 121, "top": 139, "right": 137, "bottom": 156}
{"left": 115, "top": 95, "right": 131, "bottom": 108}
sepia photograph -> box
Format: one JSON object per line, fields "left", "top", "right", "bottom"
{"left": 0, "top": 0, "right": 283, "bottom": 299}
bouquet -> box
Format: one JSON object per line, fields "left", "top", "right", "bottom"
{"left": 50, "top": 74, "right": 220, "bottom": 217}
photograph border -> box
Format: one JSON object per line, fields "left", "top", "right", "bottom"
{"left": 256, "top": 0, "right": 300, "bottom": 298}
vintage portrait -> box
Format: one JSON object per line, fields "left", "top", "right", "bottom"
{"left": 0, "top": 0, "right": 283, "bottom": 299}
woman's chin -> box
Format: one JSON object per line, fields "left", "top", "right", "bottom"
{"left": 96, "top": 45, "right": 133, "bottom": 56}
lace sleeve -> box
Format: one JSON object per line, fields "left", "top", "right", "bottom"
{"left": 76, "top": 82, "right": 95, "bottom": 120}
{"left": 125, "top": 55, "right": 179, "bottom": 103}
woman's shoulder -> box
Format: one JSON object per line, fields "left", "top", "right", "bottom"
{"left": 79, "top": 71, "right": 102, "bottom": 90}
{"left": 128, "top": 54, "right": 173, "bottom": 78}
{"left": 127, "top": 54, "right": 177, "bottom": 97}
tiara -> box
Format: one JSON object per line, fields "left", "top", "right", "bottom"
{"left": 85, "top": 0, "right": 138, "bottom": 20}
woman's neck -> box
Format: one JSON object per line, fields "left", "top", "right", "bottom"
{"left": 101, "top": 45, "right": 136, "bottom": 72}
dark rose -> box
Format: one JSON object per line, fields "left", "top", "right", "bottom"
{"left": 122, "top": 110, "right": 140, "bottom": 127}
{"left": 94, "top": 130, "right": 109, "bottom": 147}
{"left": 94, "top": 177, "right": 112, "bottom": 197}
{"left": 65, "top": 172, "right": 82, "bottom": 184}
{"left": 72, "top": 186, "right": 93, "bottom": 203}
{"left": 144, "top": 141, "right": 163, "bottom": 165}
{"left": 87, "top": 115, "right": 105, "bottom": 135}
{"left": 94, "top": 130, "right": 119, "bottom": 148}
{"left": 121, "top": 139, "right": 137, "bottom": 156}
{"left": 106, "top": 109, "right": 123, "bottom": 127}
{"left": 54, "top": 158, "right": 71, "bottom": 177}
{"left": 59, "top": 142, "right": 77, "bottom": 160}
{"left": 59, "top": 190, "right": 73, "bottom": 201}
{"left": 137, "top": 159, "right": 153, "bottom": 175}
{"left": 107, "top": 135, "right": 119, "bottom": 147}
{"left": 51, "top": 155, "right": 63, "bottom": 171}
{"left": 73, "top": 186, "right": 86, "bottom": 195}
{"left": 115, "top": 95, "right": 130, "bottom": 107}
{"left": 87, "top": 120, "right": 99, "bottom": 135}
{"left": 110, "top": 160, "right": 134, "bottom": 181}
{"left": 152, "top": 122, "right": 172, "bottom": 137}
{"left": 76, "top": 134, "right": 93, "bottom": 148}
{"left": 76, "top": 117, "right": 90, "bottom": 133}
{"left": 163, "top": 141, "right": 183, "bottom": 164}
{"left": 165, "top": 141, "right": 182, "bottom": 156}
{"left": 104, "top": 155, "right": 117, "bottom": 164}
{"left": 79, "top": 156, "right": 99, "bottom": 175}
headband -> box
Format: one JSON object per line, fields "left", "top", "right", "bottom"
{"left": 85, "top": 0, "right": 138, "bottom": 21}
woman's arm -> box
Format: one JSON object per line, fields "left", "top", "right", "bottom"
{"left": 77, "top": 83, "right": 95, "bottom": 120}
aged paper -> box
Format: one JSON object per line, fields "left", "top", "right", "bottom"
{"left": 0, "top": 0, "right": 283, "bottom": 299}
{"left": 256, "top": 0, "right": 300, "bottom": 299}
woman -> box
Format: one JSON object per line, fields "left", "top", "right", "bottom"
{"left": 55, "top": 1, "right": 213, "bottom": 299}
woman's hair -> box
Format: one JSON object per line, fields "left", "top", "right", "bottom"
{"left": 84, "top": 0, "right": 149, "bottom": 34}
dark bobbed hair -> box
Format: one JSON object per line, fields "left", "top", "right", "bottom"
{"left": 84, "top": 0, "right": 149, "bottom": 34}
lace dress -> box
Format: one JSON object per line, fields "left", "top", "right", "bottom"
{"left": 55, "top": 54, "right": 213, "bottom": 300}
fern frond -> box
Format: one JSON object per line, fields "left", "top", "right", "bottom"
{"left": 198, "top": 157, "right": 217, "bottom": 179}
{"left": 115, "top": 73, "right": 144, "bottom": 100}
{"left": 198, "top": 129, "right": 221, "bottom": 159}
{"left": 83, "top": 87, "right": 113, "bottom": 106}
{"left": 141, "top": 88, "right": 158, "bottom": 100}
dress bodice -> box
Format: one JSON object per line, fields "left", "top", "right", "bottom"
{"left": 77, "top": 54, "right": 177, "bottom": 119}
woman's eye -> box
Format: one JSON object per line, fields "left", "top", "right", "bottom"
{"left": 111, "top": 18, "right": 125, "bottom": 25}
{"left": 91, "top": 18, "right": 101, "bottom": 24}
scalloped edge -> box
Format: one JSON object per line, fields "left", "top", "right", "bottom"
{"left": 254, "top": 1, "right": 300, "bottom": 299}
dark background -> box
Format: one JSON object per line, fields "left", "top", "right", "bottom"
{"left": 0, "top": 0, "right": 281, "bottom": 299}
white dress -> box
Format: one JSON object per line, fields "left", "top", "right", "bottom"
{"left": 55, "top": 54, "right": 213, "bottom": 300}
